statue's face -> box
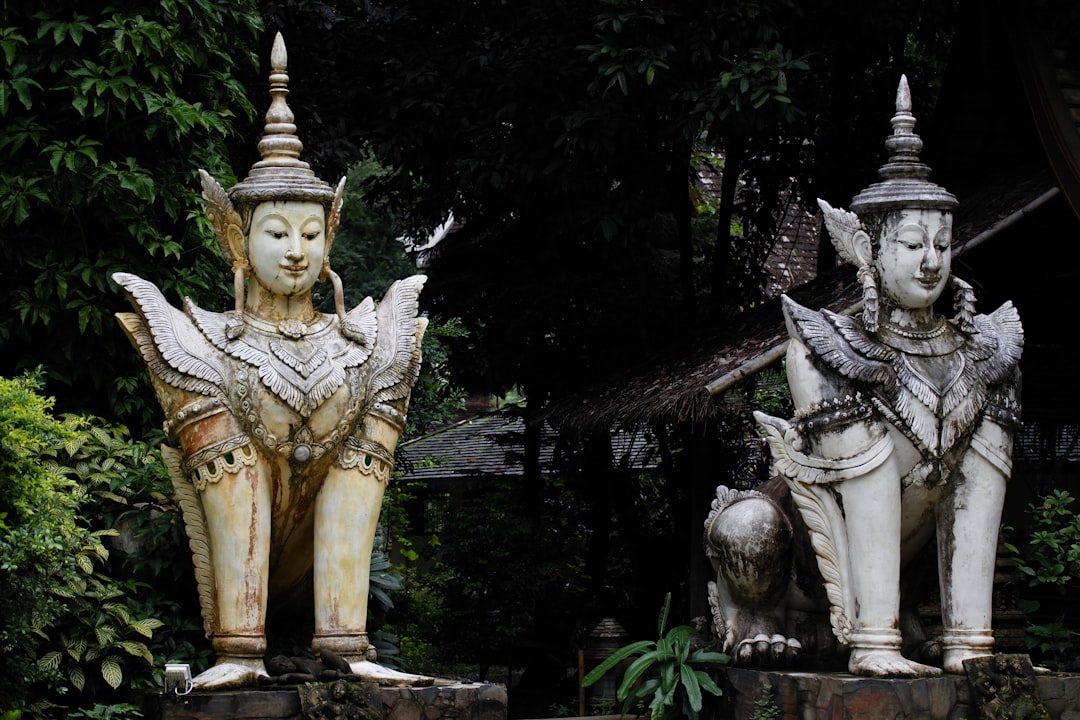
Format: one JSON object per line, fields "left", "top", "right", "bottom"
{"left": 874, "top": 207, "right": 951, "bottom": 310}
{"left": 248, "top": 201, "right": 326, "bottom": 297}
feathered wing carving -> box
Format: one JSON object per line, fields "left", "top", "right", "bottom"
{"left": 754, "top": 412, "right": 856, "bottom": 644}
{"left": 981, "top": 302, "right": 1024, "bottom": 384}
{"left": 706, "top": 580, "right": 729, "bottom": 648}
{"left": 782, "top": 296, "right": 894, "bottom": 385}
{"left": 112, "top": 272, "right": 225, "bottom": 397}
{"left": 341, "top": 296, "right": 378, "bottom": 355}
{"left": 162, "top": 445, "right": 217, "bottom": 638}
{"left": 198, "top": 170, "right": 244, "bottom": 268}
{"left": 186, "top": 299, "right": 377, "bottom": 417}
{"left": 823, "top": 310, "right": 894, "bottom": 364}
{"left": 817, "top": 199, "right": 864, "bottom": 267}
{"left": 325, "top": 177, "right": 347, "bottom": 254}
{"left": 785, "top": 477, "right": 854, "bottom": 644}
{"left": 366, "top": 275, "right": 428, "bottom": 404}
{"left": 782, "top": 294, "right": 1025, "bottom": 458}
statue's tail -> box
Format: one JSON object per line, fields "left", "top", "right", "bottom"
{"left": 162, "top": 445, "right": 217, "bottom": 638}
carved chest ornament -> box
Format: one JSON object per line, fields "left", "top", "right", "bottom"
{"left": 785, "top": 296, "right": 1023, "bottom": 462}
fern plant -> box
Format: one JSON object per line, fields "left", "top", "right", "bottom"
{"left": 581, "top": 593, "right": 729, "bottom": 720}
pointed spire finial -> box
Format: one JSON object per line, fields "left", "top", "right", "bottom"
{"left": 226, "top": 33, "right": 335, "bottom": 208}
{"left": 849, "top": 75, "right": 956, "bottom": 215}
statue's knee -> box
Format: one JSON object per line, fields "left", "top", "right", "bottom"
{"left": 706, "top": 493, "right": 793, "bottom": 603}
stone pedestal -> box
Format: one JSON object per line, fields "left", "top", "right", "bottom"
{"left": 144, "top": 682, "right": 508, "bottom": 720}
{"left": 720, "top": 668, "right": 1080, "bottom": 719}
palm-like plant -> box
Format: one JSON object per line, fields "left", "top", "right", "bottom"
{"left": 581, "top": 593, "right": 729, "bottom": 720}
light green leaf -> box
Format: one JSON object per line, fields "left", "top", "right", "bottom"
{"left": 117, "top": 640, "right": 153, "bottom": 662}
{"left": 129, "top": 618, "right": 164, "bottom": 637}
{"left": 101, "top": 656, "right": 123, "bottom": 689}
{"left": 38, "top": 650, "right": 63, "bottom": 671}
{"left": 70, "top": 665, "right": 86, "bottom": 691}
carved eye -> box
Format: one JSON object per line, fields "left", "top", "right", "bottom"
{"left": 934, "top": 228, "right": 951, "bottom": 251}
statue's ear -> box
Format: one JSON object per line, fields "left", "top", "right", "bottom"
{"left": 226, "top": 224, "right": 247, "bottom": 268}
{"left": 852, "top": 229, "right": 874, "bottom": 267}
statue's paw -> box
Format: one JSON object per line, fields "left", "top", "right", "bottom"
{"left": 849, "top": 650, "right": 941, "bottom": 678}
{"left": 348, "top": 659, "right": 437, "bottom": 687}
{"left": 733, "top": 634, "right": 802, "bottom": 668}
{"left": 192, "top": 659, "right": 269, "bottom": 690}
{"left": 909, "top": 639, "right": 942, "bottom": 667}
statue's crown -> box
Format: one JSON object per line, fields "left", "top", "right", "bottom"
{"left": 227, "top": 33, "right": 337, "bottom": 208}
{"left": 849, "top": 75, "right": 957, "bottom": 216}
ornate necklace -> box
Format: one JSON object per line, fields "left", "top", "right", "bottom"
{"left": 241, "top": 311, "right": 328, "bottom": 339}
{"left": 881, "top": 319, "right": 947, "bottom": 339}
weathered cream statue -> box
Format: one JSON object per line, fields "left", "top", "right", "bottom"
{"left": 705, "top": 76, "right": 1023, "bottom": 677}
{"left": 113, "top": 35, "right": 427, "bottom": 689}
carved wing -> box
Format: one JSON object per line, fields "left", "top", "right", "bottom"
{"left": 198, "top": 170, "right": 244, "bottom": 267}
{"left": 161, "top": 445, "right": 217, "bottom": 638}
{"left": 325, "top": 176, "right": 347, "bottom": 255}
{"left": 341, "top": 296, "right": 378, "bottom": 360}
{"left": 365, "top": 275, "right": 427, "bottom": 404}
{"left": 782, "top": 296, "right": 894, "bottom": 385}
{"left": 817, "top": 199, "right": 863, "bottom": 267}
{"left": 976, "top": 302, "right": 1024, "bottom": 386}
{"left": 784, "top": 477, "right": 854, "bottom": 645}
{"left": 113, "top": 272, "right": 226, "bottom": 397}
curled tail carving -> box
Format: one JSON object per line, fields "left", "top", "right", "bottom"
{"left": 162, "top": 445, "right": 217, "bottom": 638}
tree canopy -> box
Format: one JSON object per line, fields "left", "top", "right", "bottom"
{"left": 260, "top": 0, "right": 959, "bottom": 406}
{"left": 0, "top": 0, "right": 263, "bottom": 428}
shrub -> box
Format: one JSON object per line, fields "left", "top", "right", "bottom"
{"left": 0, "top": 373, "right": 170, "bottom": 717}
{"left": 0, "top": 372, "right": 87, "bottom": 711}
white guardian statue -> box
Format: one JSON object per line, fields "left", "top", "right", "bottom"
{"left": 704, "top": 76, "right": 1023, "bottom": 678}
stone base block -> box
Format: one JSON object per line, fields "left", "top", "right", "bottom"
{"left": 144, "top": 681, "right": 507, "bottom": 720}
{"left": 721, "top": 668, "right": 1080, "bottom": 719}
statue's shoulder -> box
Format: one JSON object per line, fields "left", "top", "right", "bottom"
{"left": 781, "top": 295, "right": 895, "bottom": 386}
{"left": 112, "top": 272, "right": 227, "bottom": 397}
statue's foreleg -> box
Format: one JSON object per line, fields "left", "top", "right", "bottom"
{"left": 312, "top": 460, "right": 386, "bottom": 663}
{"left": 937, "top": 422, "right": 1011, "bottom": 673}
{"left": 189, "top": 450, "right": 272, "bottom": 689}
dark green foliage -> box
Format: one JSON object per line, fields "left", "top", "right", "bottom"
{"left": 1005, "top": 490, "right": 1080, "bottom": 669}
{"left": 0, "top": 0, "right": 263, "bottom": 430}
{"left": 749, "top": 681, "right": 782, "bottom": 720}
{"left": 257, "top": 0, "right": 960, "bottom": 408}
{"left": 0, "top": 373, "right": 87, "bottom": 711}
{"left": 581, "top": 592, "right": 729, "bottom": 720}
{"left": 1008, "top": 490, "right": 1080, "bottom": 591}
{"left": 421, "top": 477, "right": 591, "bottom": 680}
{"left": 0, "top": 374, "right": 168, "bottom": 717}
